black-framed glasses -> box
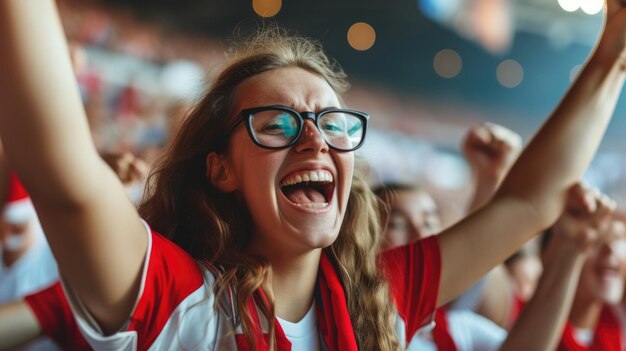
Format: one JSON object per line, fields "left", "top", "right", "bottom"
{"left": 227, "top": 105, "right": 369, "bottom": 152}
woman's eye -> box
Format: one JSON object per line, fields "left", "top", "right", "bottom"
{"left": 322, "top": 123, "right": 344, "bottom": 133}
{"left": 321, "top": 118, "right": 347, "bottom": 134}
{"left": 260, "top": 114, "right": 297, "bottom": 137}
{"left": 389, "top": 216, "right": 408, "bottom": 231}
{"left": 347, "top": 123, "right": 361, "bottom": 136}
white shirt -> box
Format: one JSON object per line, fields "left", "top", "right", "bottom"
{"left": 408, "top": 310, "right": 507, "bottom": 351}
{"left": 572, "top": 327, "right": 594, "bottom": 346}
{"left": 277, "top": 304, "right": 320, "bottom": 351}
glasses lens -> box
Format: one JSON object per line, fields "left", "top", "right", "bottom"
{"left": 250, "top": 109, "right": 300, "bottom": 148}
{"left": 318, "top": 112, "right": 364, "bottom": 150}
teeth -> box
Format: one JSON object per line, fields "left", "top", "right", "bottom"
{"left": 300, "top": 203, "right": 327, "bottom": 209}
{"left": 281, "top": 170, "right": 333, "bottom": 187}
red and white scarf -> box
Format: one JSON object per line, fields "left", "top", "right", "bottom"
{"left": 234, "top": 252, "right": 358, "bottom": 351}
{"left": 432, "top": 308, "right": 458, "bottom": 351}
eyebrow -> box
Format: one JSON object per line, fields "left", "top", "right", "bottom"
{"left": 286, "top": 104, "right": 341, "bottom": 112}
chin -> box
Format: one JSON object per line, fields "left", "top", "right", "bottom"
{"left": 296, "top": 228, "right": 340, "bottom": 251}
{"left": 596, "top": 282, "right": 625, "bottom": 304}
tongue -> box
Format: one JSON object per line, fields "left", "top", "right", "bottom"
{"left": 284, "top": 187, "right": 326, "bottom": 204}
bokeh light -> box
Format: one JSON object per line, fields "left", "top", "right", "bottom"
{"left": 252, "top": 0, "right": 282, "bottom": 18}
{"left": 496, "top": 59, "right": 523, "bottom": 88}
{"left": 581, "top": 0, "right": 603, "bottom": 15}
{"left": 557, "top": 0, "right": 580, "bottom": 12}
{"left": 433, "top": 49, "right": 462, "bottom": 78}
{"left": 347, "top": 22, "right": 376, "bottom": 51}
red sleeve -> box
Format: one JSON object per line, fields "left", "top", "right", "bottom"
{"left": 124, "top": 230, "right": 205, "bottom": 351}
{"left": 378, "top": 235, "right": 441, "bottom": 343}
{"left": 24, "top": 282, "right": 91, "bottom": 350}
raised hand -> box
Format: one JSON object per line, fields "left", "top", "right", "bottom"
{"left": 550, "top": 183, "right": 616, "bottom": 254}
{"left": 462, "top": 122, "right": 522, "bottom": 186}
{"left": 462, "top": 122, "right": 523, "bottom": 211}
{"left": 606, "top": 0, "right": 626, "bottom": 28}
{"left": 101, "top": 152, "right": 148, "bottom": 186}
{"left": 593, "top": 0, "right": 626, "bottom": 63}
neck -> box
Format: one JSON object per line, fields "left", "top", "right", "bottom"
{"left": 570, "top": 289, "right": 603, "bottom": 330}
{"left": 264, "top": 248, "right": 321, "bottom": 323}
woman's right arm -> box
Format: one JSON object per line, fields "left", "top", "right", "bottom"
{"left": 0, "top": 0, "right": 147, "bottom": 333}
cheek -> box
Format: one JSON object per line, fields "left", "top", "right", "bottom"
{"left": 337, "top": 154, "right": 354, "bottom": 192}
{"left": 229, "top": 135, "right": 283, "bottom": 188}
{"left": 581, "top": 262, "right": 597, "bottom": 286}
{"left": 613, "top": 240, "right": 626, "bottom": 260}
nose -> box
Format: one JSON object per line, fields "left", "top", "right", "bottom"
{"left": 294, "top": 120, "right": 329, "bottom": 154}
{"left": 603, "top": 237, "right": 626, "bottom": 257}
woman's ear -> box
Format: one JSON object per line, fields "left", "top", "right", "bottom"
{"left": 206, "top": 152, "right": 238, "bottom": 192}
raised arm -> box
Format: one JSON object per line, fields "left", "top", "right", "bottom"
{"left": 437, "top": 0, "right": 626, "bottom": 306}
{"left": 453, "top": 122, "right": 522, "bottom": 326}
{"left": 500, "top": 184, "right": 615, "bottom": 351}
{"left": 462, "top": 122, "right": 522, "bottom": 213}
{"left": 0, "top": 0, "right": 147, "bottom": 333}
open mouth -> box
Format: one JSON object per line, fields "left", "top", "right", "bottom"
{"left": 596, "top": 264, "right": 621, "bottom": 280}
{"left": 280, "top": 170, "right": 334, "bottom": 209}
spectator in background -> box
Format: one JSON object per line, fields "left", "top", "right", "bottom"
{"left": 0, "top": 171, "right": 58, "bottom": 351}
{"left": 0, "top": 172, "right": 57, "bottom": 304}
{"left": 0, "top": 149, "right": 146, "bottom": 351}
{"left": 546, "top": 215, "right": 626, "bottom": 350}
{"left": 377, "top": 175, "right": 617, "bottom": 350}
{"left": 374, "top": 122, "right": 520, "bottom": 350}
{"left": 499, "top": 184, "right": 618, "bottom": 351}
{"left": 0, "top": 282, "right": 90, "bottom": 351}
{"left": 375, "top": 122, "right": 531, "bottom": 330}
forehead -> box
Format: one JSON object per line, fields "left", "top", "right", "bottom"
{"left": 393, "top": 190, "right": 438, "bottom": 212}
{"left": 232, "top": 67, "right": 341, "bottom": 112}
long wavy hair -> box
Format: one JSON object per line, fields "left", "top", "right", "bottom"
{"left": 139, "top": 27, "right": 400, "bottom": 350}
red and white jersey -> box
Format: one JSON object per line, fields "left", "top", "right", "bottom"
{"left": 62, "top": 224, "right": 441, "bottom": 350}
{"left": 24, "top": 281, "right": 91, "bottom": 350}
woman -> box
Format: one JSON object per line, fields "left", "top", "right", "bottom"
{"left": 1, "top": 0, "right": 626, "bottom": 349}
